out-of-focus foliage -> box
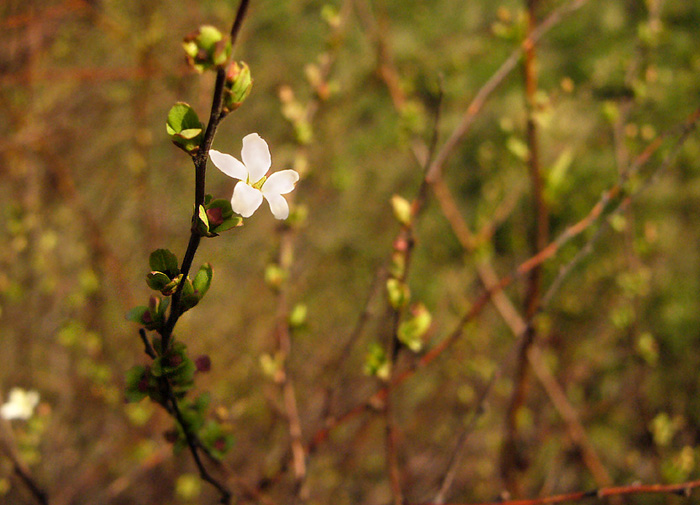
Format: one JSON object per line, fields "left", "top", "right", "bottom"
{"left": 1, "top": 0, "right": 700, "bottom": 503}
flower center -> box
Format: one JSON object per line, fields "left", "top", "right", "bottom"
{"left": 250, "top": 175, "right": 267, "bottom": 190}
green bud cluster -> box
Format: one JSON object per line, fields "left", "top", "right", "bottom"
{"left": 364, "top": 342, "right": 390, "bottom": 380}
{"left": 126, "top": 249, "right": 213, "bottom": 334}
{"left": 197, "top": 195, "right": 243, "bottom": 237}
{"left": 397, "top": 303, "right": 432, "bottom": 352}
{"left": 182, "top": 25, "right": 232, "bottom": 73}
{"left": 223, "top": 61, "right": 253, "bottom": 114}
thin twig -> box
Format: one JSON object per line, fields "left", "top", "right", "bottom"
{"left": 500, "top": 0, "right": 548, "bottom": 494}
{"left": 0, "top": 414, "right": 49, "bottom": 505}
{"left": 263, "top": 1, "right": 354, "bottom": 498}
{"left": 425, "top": 0, "right": 592, "bottom": 183}
{"left": 306, "top": 105, "right": 700, "bottom": 458}
{"left": 167, "top": 387, "right": 232, "bottom": 504}
{"left": 416, "top": 477, "right": 700, "bottom": 505}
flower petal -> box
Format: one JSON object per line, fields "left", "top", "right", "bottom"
{"left": 231, "top": 183, "right": 263, "bottom": 218}
{"left": 241, "top": 133, "right": 271, "bottom": 183}
{"left": 262, "top": 170, "right": 300, "bottom": 196}
{"left": 209, "top": 149, "right": 248, "bottom": 180}
{"left": 264, "top": 193, "right": 290, "bottom": 220}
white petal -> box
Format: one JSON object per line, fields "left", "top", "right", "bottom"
{"left": 0, "top": 403, "right": 23, "bottom": 420}
{"left": 241, "top": 133, "right": 271, "bottom": 183}
{"left": 209, "top": 149, "right": 248, "bottom": 180}
{"left": 231, "top": 183, "right": 263, "bottom": 218}
{"left": 264, "top": 193, "right": 290, "bottom": 220}
{"left": 262, "top": 170, "right": 300, "bottom": 196}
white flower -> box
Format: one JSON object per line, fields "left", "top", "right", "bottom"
{"left": 209, "top": 133, "right": 300, "bottom": 220}
{"left": 1, "top": 388, "right": 40, "bottom": 421}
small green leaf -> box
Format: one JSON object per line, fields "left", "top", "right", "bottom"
{"left": 179, "top": 128, "right": 203, "bottom": 140}
{"left": 124, "top": 365, "right": 149, "bottom": 402}
{"left": 166, "top": 103, "right": 204, "bottom": 154}
{"left": 364, "top": 342, "right": 390, "bottom": 380}
{"left": 391, "top": 195, "right": 413, "bottom": 226}
{"left": 160, "top": 275, "right": 182, "bottom": 296}
{"left": 200, "top": 421, "right": 235, "bottom": 460}
{"left": 197, "top": 25, "right": 224, "bottom": 51}
{"left": 506, "top": 136, "right": 529, "bottom": 161}
{"left": 397, "top": 303, "right": 432, "bottom": 352}
{"left": 146, "top": 271, "right": 172, "bottom": 292}
{"left": 197, "top": 205, "right": 210, "bottom": 235}
{"left": 223, "top": 61, "right": 253, "bottom": 113}
{"left": 180, "top": 278, "right": 199, "bottom": 312}
{"left": 212, "top": 216, "right": 243, "bottom": 233}
{"left": 166, "top": 103, "right": 202, "bottom": 135}
{"left": 193, "top": 263, "right": 213, "bottom": 299}
{"left": 126, "top": 306, "right": 148, "bottom": 324}
{"left": 289, "top": 303, "right": 307, "bottom": 328}
{"left": 149, "top": 249, "right": 179, "bottom": 278}
{"left": 386, "top": 278, "right": 410, "bottom": 309}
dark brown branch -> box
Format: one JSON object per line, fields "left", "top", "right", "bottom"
{"left": 147, "top": 3, "right": 252, "bottom": 503}
{"left": 161, "top": 0, "right": 250, "bottom": 351}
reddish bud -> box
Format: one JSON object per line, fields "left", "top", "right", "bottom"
{"left": 195, "top": 355, "right": 212, "bottom": 372}
{"left": 166, "top": 354, "right": 183, "bottom": 368}
{"left": 393, "top": 237, "right": 409, "bottom": 252}
{"left": 206, "top": 207, "right": 224, "bottom": 228}
{"left": 214, "top": 438, "right": 226, "bottom": 451}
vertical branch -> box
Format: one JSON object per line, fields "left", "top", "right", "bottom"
{"left": 138, "top": 3, "right": 251, "bottom": 504}
{"left": 273, "top": 227, "right": 308, "bottom": 499}
{"left": 264, "top": 0, "right": 354, "bottom": 497}
{"left": 500, "top": 0, "right": 548, "bottom": 495}
{"left": 161, "top": 0, "right": 250, "bottom": 351}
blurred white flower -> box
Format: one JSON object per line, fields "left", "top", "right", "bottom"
{"left": 210, "top": 133, "right": 300, "bottom": 220}
{"left": 1, "top": 388, "right": 40, "bottom": 421}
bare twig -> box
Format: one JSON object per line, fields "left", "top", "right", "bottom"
{"left": 425, "top": 0, "right": 592, "bottom": 183}
{"left": 306, "top": 105, "right": 700, "bottom": 461}
{"left": 500, "top": 0, "right": 548, "bottom": 494}
{"left": 416, "top": 477, "right": 700, "bottom": 505}
{"left": 0, "top": 409, "right": 49, "bottom": 505}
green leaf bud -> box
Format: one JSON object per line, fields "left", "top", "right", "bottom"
{"left": 193, "top": 263, "right": 213, "bottom": 300}
{"left": 204, "top": 198, "right": 243, "bottom": 234}
{"left": 386, "top": 278, "right": 410, "bottom": 309}
{"left": 124, "top": 365, "right": 149, "bottom": 402}
{"left": 391, "top": 195, "right": 413, "bottom": 226}
{"left": 288, "top": 303, "right": 307, "bottom": 329}
{"left": 149, "top": 248, "right": 180, "bottom": 279}
{"left": 200, "top": 421, "right": 235, "bottom": 460}
{"left": 126, "top": 306, "right": 148, "bottom": 324}
{"left": 183, "top": 25, "right": 231, "bottom": 73}
{"left": 265, "top": 263, "right": 287, "bottom": 290}
{"left": 223, "top": 61, "right": 253, "bottom": 113}
{"left": 146, "top": 271, "right": 172, "bottom": 292}
{"left": 397, "top": 303, "right": 432, "bottom": 352}
{"left": 364, "top": 342, "right": 390, "bottom": 380}
{"left": 179, "top": 277, "right": 200, "bottom": 312}
{"left": 166, "top": 103, "right": 204, "bottom": 155}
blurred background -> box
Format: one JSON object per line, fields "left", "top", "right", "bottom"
{"left": 1, "top": 0, "right": 700, "bottom": 503}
